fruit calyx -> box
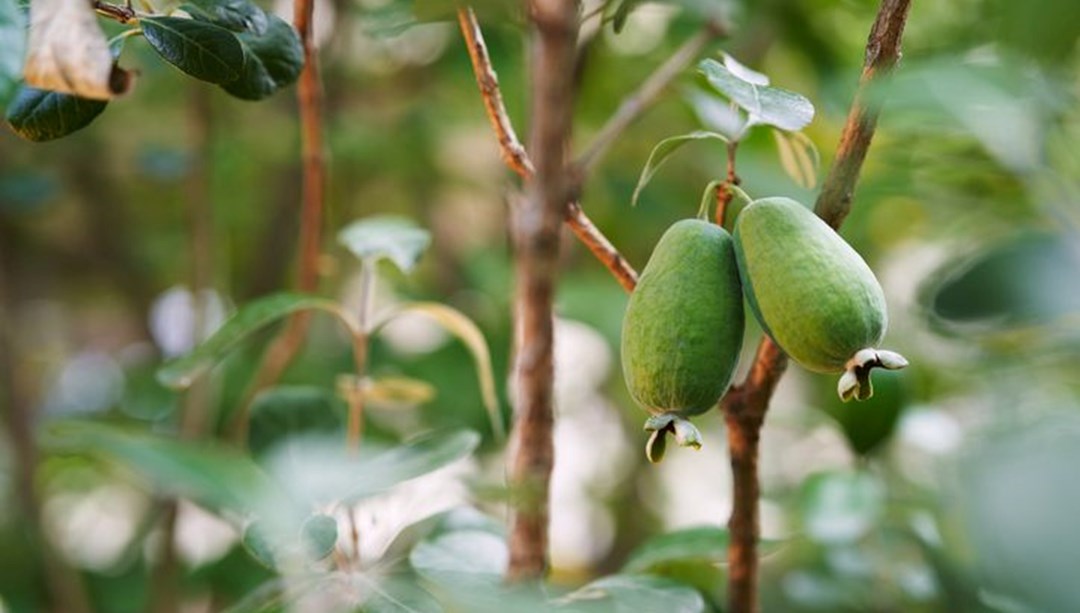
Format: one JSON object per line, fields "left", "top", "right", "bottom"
{"left": 837, "top": 348, "right": 909, "bottom": 402}
{"left": 643, "top": 413, "right": 703, "bottom": 463}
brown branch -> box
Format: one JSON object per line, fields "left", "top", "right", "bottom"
{"left": 814, "top": 0, "right": 911, "bottom": 228}
{"left": 458, "top": 7, "right": 533, "bottom": 179}
{"left": 457, "top": 7, "right": 638, "bottom": 291}
{"left": 506, "top": 0, "right": 580, "bottom": 582}
{"left": 719, "top": 1, "right": 912, "bottom": 611}
{"left": 575, "top": 21, "right": 727, "bottom": 173}
{"left": 93, "top": 0, "right": 137, "bottom": 24}
{"left": 231, "top": 0, "right": 327, "bottom": 444}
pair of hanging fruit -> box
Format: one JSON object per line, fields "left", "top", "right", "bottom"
{"left": 621, "top": 197, "right": 907, "bottom": 462}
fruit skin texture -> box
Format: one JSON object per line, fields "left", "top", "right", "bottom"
{"left": 734, "top": 196, "right": 907, "bottom": 402}
{"left": 621, "top": 219, "right": 745, "bottom": 417}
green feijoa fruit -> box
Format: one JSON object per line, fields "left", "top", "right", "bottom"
{"left": 733, "top": 196, "right": 907, "bottom": 402}
{"left": 621, "top": 219, "right": 744, "bottom": 460}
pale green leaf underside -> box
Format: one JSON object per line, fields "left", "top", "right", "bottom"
{"left": 699, "top": 58, "right": 814, "bottom": 132}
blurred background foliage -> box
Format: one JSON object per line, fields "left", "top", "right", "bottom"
{"left": 1, "top": 0, "right": 1079, "bottom": 611}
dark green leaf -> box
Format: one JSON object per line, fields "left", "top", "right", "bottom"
{"left": 558, "top": 574, "right": 706, "bottom": 613}
{"left": 300, "top": 514, "right": 338, "bottom": 561}
{"left": 249, "top": 386, "right": 344, "bottom": 456}
{"left": 156, "top": 293, "right": 355, "bottom": 390}
{"left": 410, "top": 530, "right": 508, "bottom": 586}
{"left": 612, "top": 0, "right": 642, "bottom": 33}
{"left": 631, "top": 131, "right": 729, "bottom": 207}
{"left": 140, "top": 16, "right": 245, "bottom": 84}
{"left": 241, "top": 521, "right": 278, "bottom": 569}
{"left": 43, "top": 420, "right": 279, "bottom": 514}
{"left": 698, "top": 58, "right": 814, "bottom": 132}
{"left": 5, "top": 86, "right": 107, "bottom": 142}
{"left": 338, "top": 215, "right": 432, "bottom": 272}
{"left": 922, "top": 232, "right": 1080, "bottom": 336}
{"left": 181, "top": 0, "right": 268, "bottom": 33}
{"left": 221, "top": 14, "right": 303, "bottom": 101}
{"left": 819, "top": 369, "right": 907, "bottom": 456}
{"left": 0, "top": 0, "right": 26, "bottom": 106}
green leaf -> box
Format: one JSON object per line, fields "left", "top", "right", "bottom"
{"left": 0, "top": 0, "right": 26, "bottom": 106}
{"left": 241, "top": 521, "right": 278, "bottom": 569}
{"left": 699, "top": 58, "right": 814, "bottom": 132}
{"left": 622, "top": 526, "right": 729, "bottom": 573}
{"left": 221, "top": 14, "right": 303, "bottom": 101}
{"left": 300, "top": 514, "right": 338, "bottom": 560}
{"left": 181, "top": 0, "right": 268, "bottom": 33}
{"left": 374, "top": 302, "right": 503, "bottom": 441}
{"left": 5, "top": 86, "right": 107, "bottom": 142}
{"left": 338, "top": 215, "right": 432, "bottom": 273}
{"left": 631, "top": 131, "right": 729, "bottom": 207}
{"left": 140, "top": 16, "right": 245, "bottom": 84}
{"left": 157, "top": 293, "right": 357, "bottom": 390}
{"left": 558, "top": 574, "right": 706, "bottom": 613}
{"left": 800, "top": 471, "right": 884, "bottom": 545}
{"left": 921, "top": 232, "right": 1080, "bottom": 337}
{"left": 248, "top": 386, "right": 345, "bottom": 456}
{"left": 43, "top": 421, "right": 278, "bottom": 514}
{"left": 264, "top": 429, "right": 480, "bottom": 505}
{"left": 410, "top": 530, "right": 508, "bottom": 586}
{"left": 772, "top": 128, "right": 819, "bottom": 189}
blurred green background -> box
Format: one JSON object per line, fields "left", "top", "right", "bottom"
{"left": 1, "top": 0, "right": 1079, "bottom": 611}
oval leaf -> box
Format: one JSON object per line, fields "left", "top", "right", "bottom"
{"left": 221, "top": 14, "right": 303, "bottom": 101}
{"left": 631, "top": 131, "right": 729, "bottom": 207}
{"left": 249, "top": 386, "right": 345, "bottom": 456}
{"left": 622, "top": 526, "right": 729, "bottom": 573}
{"left": 157, "top": 293, "right": 356, "bottom": 389}
{"left": 263, "top": 429, "right": 480, "bottom": 505}
{"left": 140, "top": 16, "right": 244, "bottom": 84}
{"left": 5, "top": 86, "right": 107, "bottom": 141}
{"left": 558, "top": 574, "right": 706, "bottom": 613}
{"left": 300, "top": 514, "right": 338, "bottom": 560}
{"left": 374, "top": 302, "right": 503, "bottom": 441}
{"left": 23, "top": 0, "right": 128, "bottom": 99}
{"left": 43, "top": 420, "right": 278, "bottom": 514}
{"left": 699, "top": 58, "right": 814, "bottom": 132}
{"left": 410, "top": 530, "right": 508, "bottom": 586}
{"left": 338, "top": 215, "right": 432, "bottom": 273}
{"left": 181, "top": 0, "right": 268, "bottom": 33}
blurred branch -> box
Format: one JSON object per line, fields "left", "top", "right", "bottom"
{"left": 457, "top": 7, "right": 638, "bottom": 291}
{"left": 574, "top": 20, "right": 727, "bottom": 174}
{"left": 505, "top": 0, "right": 580, "bottom": 581}
{"left": 232, "top": 0, "right": 327, "bottom": 444}
{"left": 151, "top": 84, "right": 216, "bottom": 613}
{"left": 719, "top": 1, "right": 912, "bottom": 611}
{"left": 0, "top": 236, "right": 92, "bottom": 613}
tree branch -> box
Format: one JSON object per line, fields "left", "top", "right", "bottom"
{"left": 231, "top": 0, "right": 327, "bottom": 444}
{"left": 457, "top": 7, "right": 638, "bottom": 291}
{"left": 506, "top": 0, "right": 580, "bottom": 582}
{"left": 720, "top": 1, "right": 912, "bottom": 611}
{"left": 574, "top": 20, "right": 727, "bottom": 173}
{"left": 814, "top": 0, "right": 911, "bottom": 228}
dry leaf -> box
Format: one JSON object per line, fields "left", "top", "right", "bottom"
{"left": 23, "top": 0, "right": 132, "bottom": 99}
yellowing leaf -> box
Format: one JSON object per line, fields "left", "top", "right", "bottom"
{"left": 772, "top": 129, "right": 820, "bottom": 189}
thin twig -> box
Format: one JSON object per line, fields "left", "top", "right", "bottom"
{"left": 93, "top": 0, "right": 137, "bottom": 24}
{"left": 575, "top": 20, "right": 727, "bottom": 173}
{"left": 506, "top": 0, "right": 580, "bottom": 582}
{"left": 719, "top": 1, "right": 913, "bottom": 611}
{"left": 457, "top": 7, "right": 638, "bottom": 291}
{"left": 231, "top": 0, "right": 327, "bottom": 445}
{"left": 458, "top": 7, "right": 533, "bottom": 179}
